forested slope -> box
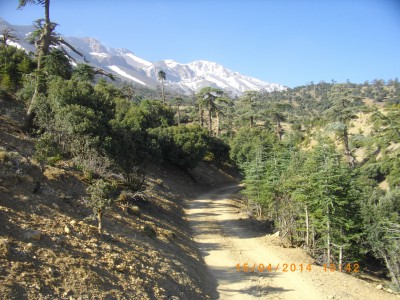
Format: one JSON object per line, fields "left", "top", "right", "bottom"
{"left": 1, "top": 21, "right": 399, "bottom": 294}
{"left": 227, "top": 81, "right": 400, "bottom": 290}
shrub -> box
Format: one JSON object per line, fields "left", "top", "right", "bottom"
{"left": 86, "top": 179, "right": 115, "bottom": 234}
{"left": 230, "top": 127, "right": 275, "bottom": 167}
{"left": 206, "top": 136, "right": 230, "bottom": 166}
{"left": 0, "top": 150, "right": 10, "bottom": 162}
{"left": 34, "top": 132, "right": 63, "bottom": 166}
{"left": 149, "top": 124, "right": 208, "bottom": 170}
{"left": 143, "top": 224, "right": 156, "bottom": 238}
{"left": 0, "top": 45, "right": 35, "bottom": 93}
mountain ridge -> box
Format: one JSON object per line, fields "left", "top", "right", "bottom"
{"left": 0, "top": 18, "right": 286, "bottom": 95}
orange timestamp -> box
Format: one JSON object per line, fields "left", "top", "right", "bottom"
{"left": 323, "top": 263, "right": 360, "bottom": 273}
{"left": 236, "top": 262, "right": 361, "bottom": 273}
{"left": 236, "top": 263, "right": 312, "bottom": 273}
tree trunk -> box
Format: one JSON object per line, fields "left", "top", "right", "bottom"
{"left": 250, "top": 116, "right": 254, "bottom": 128}
{"left": 276, "top": 119, "right": 283, "bottom": 140}
{"left": 208, "top": 100, "right": 212, "bottom": 135}
{"left": 2, "top": 35, "right": 7, "bottom": 46}
{"left": 44, "top": 0, "right": 50, "bottom": 22}
{"left": 305, "top": 205, "right": 309, "bottom": 248}
{"left": 161, "top": 79, "right": 165, "bottom": 104}
{"left": 343, "top": 126, "right": 356, "bottom": 168}
{"left": 24, "top": 0, "right": 52, "bottom": 131}
{"left": 382, "top": 253, "right": 400, "bottom": 288}
{"left": 257, "top": 203, "right": 262, "bottom": 219}
{"left": 216, "top": 111, "right": 220, "bottom": 137}
{"left": 326, "top": 210, "right": 331, "bottom": 264}
{"left": 312, "top": 225, "right": 315, "bottom": 256}
{"left": 97, "top": 210, "right": 103, "bottom": 234}
{"left": 199, "top": 108, "right": 204, "bottom": 127}
{"left": 25, "top": 45, "right": 48, "bottom": 130}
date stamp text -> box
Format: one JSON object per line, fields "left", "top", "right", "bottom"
{"left": 236, "top": 263, "right": 360, "bottom": 273}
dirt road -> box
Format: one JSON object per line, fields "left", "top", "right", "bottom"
{"left": 186, "top": 185, "right": 399, "bottom": 300}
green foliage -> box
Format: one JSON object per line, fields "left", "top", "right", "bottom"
{"left": 118, "top": 100, "right": 174, "bottom": 131}
{"left": 34, "top": 131, "right": 62, "bottom": 165}
{"left": 72, "top": 64, "right": 96, "bottom": 82}
{"left": 42, "top": 49, "right": 72, "bottom": 79}
{"left": 368, "top": 105, "right": 400, "bottom": 188}
{"left": 235, "top": 91, "right": 260, "bottom": 128}
{"left": 143, "top": 224, "right": 157, "bottom": 238}
{"left": 196, "top": 87, "right": 225, "bottom": 135}
{"left": 240, "top": 136, "right": 362, "bottom": 263}
{"left": 107, "top": 122, "right": 147, "bottom": 190}
{"left": 381, "top": 153, "right": 400, "bottom": 189}
{"left": 158, "top": 70, "right": 166, "bottom": 104}
{"left": 18, "top": 0, "right": 47, "bottom": 8}
{"left": 72, "top": 65, "right": 116, "bottom": 83}
{"left": 205, "top": 136, "right": 230, "bottom": 166}
{"left": 0, "top": 45, "right": 35, "bottom": 93}
{"left": 34, "top": 77, "right": 114, "bottom": 173}
{"left": 16, "top": 75, "right": 36, "bottom": 103}
{"left": 229, "top": 127, "right": 275, "bottom": 166}
{"left": 3, "top": 42, "right": 398, "bottom": 287}
{"left": 138, "top": 100, "right": 175, "bottom": 128}
{"left": 86, "top": 179, "right": 116, "bottom": 234}
{"left": 86, "top": 179, "right": 114, "bottom": 210}
{"left": 361, "top": 188, "right": 400, "bottom": 287}
{"left": 303, "top": 142, "right": 361, "bottom": 259}
{"left": 149, "top": 124, "right": 208, "bottom": 169}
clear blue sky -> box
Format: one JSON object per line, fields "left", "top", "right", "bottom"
{"left": 1, "top": 0, "right": 399, "bottom": 87}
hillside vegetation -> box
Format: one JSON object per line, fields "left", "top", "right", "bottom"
{"left": 1, "top": 92, "right": 241, "bottom": 299}
{"left": 1, "top": 5, "right": 400, "bottom": 295}
{"left": 228, "top": 81, "right": 400, "bottom": 290}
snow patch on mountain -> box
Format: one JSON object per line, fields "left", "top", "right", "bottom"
{"left": 164, "top": 60, "right": 181, "bottom": 68}
{"left": 0, "top": 18, "right": 286, "bottom": 95}
{"left": 6, "top": 40, "right": 24, "bottom": 50}
{"left": 146, "top": 59, "right": 285, "bottom": 95}
{"left": 125, "top": 53, "right": 152, "bottom": 67}
{"left": 108, "top": 65, "right": 146, "bottom": 86}
{"left": 90, "top": 52, "right": 109, "bottom": 58}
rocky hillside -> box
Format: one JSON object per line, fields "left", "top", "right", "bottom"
{"left": 0, "top": 95, "right": 237, "bottom": 299}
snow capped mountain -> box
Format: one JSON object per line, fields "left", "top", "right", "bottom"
{"left": 0, "top": 18, "right": 285, "bottom": 95}
{"left": 0, "top": 18, "right": 35, "bottom": 53}
{"left": 145, "top": 60, "right": 285, "bottom": 95}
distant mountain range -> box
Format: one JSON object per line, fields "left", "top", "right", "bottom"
{"left": 0, "top": 18, "right": 285, "bottom": 95}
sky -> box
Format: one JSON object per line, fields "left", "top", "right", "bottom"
{"left": 1, "top": 0, "right": 399, "bottom": 88}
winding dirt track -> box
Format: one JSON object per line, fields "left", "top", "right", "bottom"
{"left": 186, "top": 185, "right": 399, "bottom": 300}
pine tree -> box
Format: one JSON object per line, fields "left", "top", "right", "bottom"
{"left": 86, "top": 179, "right": 115, "bottom": 235}
{"left": 196, "top": 87, "right": 224, "bottom": 135}
{"left": 304, "top": 141, "right": 361, "bottom": 264}
{"left": 171, "top": 97, "right": 184, "bottom": 125}
{"left": 266, "top": 103, "right": 292, "bottom": 140}
{"left": 19, "top": 0, "right": 85, "bottom": 130}
{"left": 361, "top": 188, "right": 400, "bottom": 288}
{"left": 157, "top": 70, "right": 166, "bottom": 104}
{"left": 325, "top": 84, "right": 360, "bottom": 167}
{"left": 236, "top": 91, "right": 259, "bottom": 128}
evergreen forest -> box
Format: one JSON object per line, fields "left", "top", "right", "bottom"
{"left": 1, "top": 0, "right": 399, "bottom": 290}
